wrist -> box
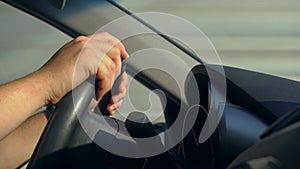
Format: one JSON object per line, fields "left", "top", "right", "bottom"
{"left": 34, "top": 68, "right": 74, "bottom": 105}
{"left": 30, "top": 70, "right": 58, "bottom": 105}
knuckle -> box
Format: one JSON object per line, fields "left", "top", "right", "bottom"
{"left": 82, "top": 47, "right": 95, "bottom": 57}
{"left": 74, "top": 36, "right": 89, "bottom": 47}
{"left": 117, "top": 42, "right": 124, "bottom": 49}
{"left": 109, "top": 62, "right": 117, "bottom": 72}
{"left": 75, "top": 36, "right": 88, "bottom": 42}
{"left": 119, "top": 91, "right": 126, "bottom": 99}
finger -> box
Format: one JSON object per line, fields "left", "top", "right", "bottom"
{"left": 89, "top": 32, "right": 129, "bottom": 59}
{"left": 109, "top": 100, "right": 124, "bottom": 110}
{"left": 111, "top": 88, "right": 126, "bottom": 104}
{"left": 101, "top": 38, "right": 128, "bottom": 60}
{"left": 106, "top": 103, "right": 116, "bottom": 115}
{"left": 107, "top": 100, "right": 124, "bottom": 115}
{"left": 96, "top": 56, "right": 115, "bottom": 100}
{"left": 114, "top": 42, "right": 129, "bottom": 60}
{"left": 115, "top": 73, "right": 128, "bottom": 91}
{"left": 75, "top": 47, "right": 106, "bottom": 79}
{"left": 109, "top": 109, "right": 117, "bottom": 116}
{"left": 106, "top": 47, "right": 122, "bottom": 77}
{"left": 111, "top": 83, "right": 127, "bottom": 102}
{"left": 97, "top": 54, "right": 116, "bottom": 81}
{"left": 111, "top": 73, "right": 128, "bottom": 102}
{"left": 120, "top": 73, "right": 129, "bottom": 87}
{"left": 85, "top": 41, "right": 122, "bottom": 77}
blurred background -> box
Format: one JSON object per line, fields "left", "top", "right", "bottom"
{"left": 1, "top": 0, "right": 299, "bottom": 83}
{"left": 117, "top": 0, "right": 300, "bottom": 81}
{"left": 0, "top": 1, "right": 70, "bottom": 84}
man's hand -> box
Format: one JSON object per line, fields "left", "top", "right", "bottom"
{"left": 0, "top": 32, "right": 128, "bottom": 168}
{"left": 37, "top": 32, "right": 129, "bottom": 115}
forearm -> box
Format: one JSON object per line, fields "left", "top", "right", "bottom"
{"left": 0, "top": 112, "right": 48, "bottom": 169}
{"left": 0, "top": 33, "right": 128, "bottom": 140}
{"left": 0, "top": 72, "right": 50, "bottom": 140}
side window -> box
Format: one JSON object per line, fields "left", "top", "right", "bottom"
{"left": 0, "top": 2, "right": 71, "bottom": 84}
{"left": 0, "top": 2, "right": 165, "bottom": 123}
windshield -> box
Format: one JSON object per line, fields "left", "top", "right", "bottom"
{"left": 113, "top": 0, "right": 300, "bottom": 82}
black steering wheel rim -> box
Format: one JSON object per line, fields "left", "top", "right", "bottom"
{"left": 27, "top": 82, "right": 97, "bottom": 168}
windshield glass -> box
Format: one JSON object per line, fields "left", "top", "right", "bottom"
{"left": 114, "top": 0, "right": 300, "bottom": 82}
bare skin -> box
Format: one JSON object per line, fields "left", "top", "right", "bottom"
{"left": 0, "top": 112, "right": 48, "bottom": 169}
{"left": 0, "top": 32, "right": 128, "bottom": 169}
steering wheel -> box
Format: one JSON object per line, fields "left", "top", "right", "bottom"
{"left": 25, "top": 81, "right": 137, "bottom": 168}
{"left": 25, "top": 73, "right": 180, "bottom": 169}
{"left": 25, "top": 54, "right": 202, "bottom": 168}
{"left": 26, "top": 82, "right": 95, "bottom": 168}
{"left": 26, "top": 55, "right": 128, "bottom": 166}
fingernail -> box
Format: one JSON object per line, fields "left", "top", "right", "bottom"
{"left": 107, "top": 105, "right": 114, "bottom": 111}
{"left": 109, "top": 110, "right": 117, "bottom": 116}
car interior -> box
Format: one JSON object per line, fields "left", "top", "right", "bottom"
{"left": 1, "top": 0, "right": 300, "bottom": 169}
